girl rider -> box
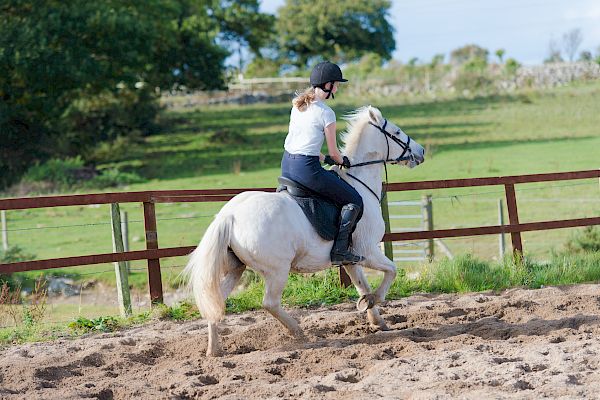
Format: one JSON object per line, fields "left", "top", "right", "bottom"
{"left": 281, "top": 61, "right": 364, "bottom": 266}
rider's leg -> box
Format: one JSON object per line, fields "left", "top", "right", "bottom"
{"left": 281, "top": 153, "right": 365, "bottom": 265}
{"left": 330, "top": 203, "right": 364, "bottom": 265}
{"left": 312, "top": 171, "right": 364, "bottom": 265}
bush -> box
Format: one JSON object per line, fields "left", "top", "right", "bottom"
{"left": 504, "top": 58, "right": 521, "bottom": 76}
{"left": 68, "top": 316, "right": 121, "bottom": 334}
{"left": 564, "top": 226, "right": 600, "bottom": 253}
{"left": 0, "top": 245, "right": 36, "bottom": 264}
{"left": 23, "top": 157, "right": 87, "bottom": 188}
{"left": 453, "top": 57, "right": 493, "bottom": 94}
{"left": 21, "top": 157, "right": 145, "bottom": 191}
{"left": 82, "top": 168, "right": 145, "bottom": 189}
{"left": 88, "top": 134, "right": 143, "bottom": 164}
{"left": 57, "top": 87, "right": 160, "bottom": 159}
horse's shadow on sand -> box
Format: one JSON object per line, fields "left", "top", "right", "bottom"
{"left": 298, "top": 314, "right": 600, "bottom": 351}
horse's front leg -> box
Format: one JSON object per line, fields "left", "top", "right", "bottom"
{"left": 343, "top": 264, "right": 389, "bottom": 331}
{"left": 363, "top": 250, "right": 397, "bottom": 304}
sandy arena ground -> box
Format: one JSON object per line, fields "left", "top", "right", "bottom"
{"left": 2, "top": 283, "right": 600, "bottom": 399}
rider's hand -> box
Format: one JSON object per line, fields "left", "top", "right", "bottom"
{"left": 341, "top": 156, "right": 351, "bottom": 168}
{"left": 323, "top": 155, "right": 336, "bottom": 166}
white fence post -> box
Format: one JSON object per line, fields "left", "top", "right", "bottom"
{"left": 422, "top": 195, "right": 434, "bottom": 262}
{"left": 111, "top": 203, "right": 132, "bottom": 317}
{"left": 498, "top": 198, "right": 506, "bottom": 259}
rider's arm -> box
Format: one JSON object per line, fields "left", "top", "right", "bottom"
{"left": 324, "top": 122, "right": 343, "bottom": 164}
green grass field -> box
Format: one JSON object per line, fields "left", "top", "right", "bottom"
{"left": 2, "top": 81, "right": 599, "bottom": 291}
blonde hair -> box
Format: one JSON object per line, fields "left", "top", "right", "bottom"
{"left": 292, "top": 86, "right": 316, "bottom": 111}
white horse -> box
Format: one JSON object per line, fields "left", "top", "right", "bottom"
{"left": 184, "top": 106, "right": 425, "bottom": 356}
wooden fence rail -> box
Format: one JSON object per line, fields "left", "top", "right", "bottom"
{"left": 1, "top": 169, "right": 599, "bottom": 303}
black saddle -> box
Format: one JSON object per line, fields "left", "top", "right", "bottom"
{"left": 277, "top": 176, "right": 341, "bottom": 241}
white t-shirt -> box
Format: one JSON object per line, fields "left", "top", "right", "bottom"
{"left": 284, "top": 100, "right": 336, "bottom": 156}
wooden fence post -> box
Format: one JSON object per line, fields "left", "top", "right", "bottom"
{"left": 422, "top": 195, "right": 434, "bottom": 262}
{"left": 110, "top": 204, "right": 132, "bottom": 317}
{"left": 504, "top": 184, "right": 523, "bottom": 261}
{"left": 143, "top": 201, "right": 163, "bottom": 304}
{"left": 1, "top": 210, "right": 7, "bottom": 251}
{"left": 498, "top": 199, "right": 506, "bottom": 259}
{"left": 380, "top": 190, "right": 394, "bottom": 261}
{"left": 120, "top": 210, "right": 130, "bottom": 274}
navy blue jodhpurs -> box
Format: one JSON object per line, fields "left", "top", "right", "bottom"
{"left": 281, "top": 151, "right": 363, "bottom": 212}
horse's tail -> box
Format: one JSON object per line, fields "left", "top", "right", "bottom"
{"left": 183, "top": 214, "right": 234, "bottom": 323}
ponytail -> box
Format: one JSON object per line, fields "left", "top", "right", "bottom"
{"left": 292, "top": 86, "right": 316, "bottom": 111}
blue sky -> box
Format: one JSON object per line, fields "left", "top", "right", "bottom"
{"left": 259, "top": 0, "right": 600, "bottom": 65}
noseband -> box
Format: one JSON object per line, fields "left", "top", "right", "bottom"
{"left": 344, "top": 119, "right": 414, "bottom": 203}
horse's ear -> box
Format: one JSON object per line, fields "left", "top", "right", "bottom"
{"left": 368, "top": 106, "right": 381, "bottom": 125}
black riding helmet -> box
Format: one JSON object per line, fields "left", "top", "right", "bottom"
{"left": 310, "top": 61, "right": 347, "bottom": 99}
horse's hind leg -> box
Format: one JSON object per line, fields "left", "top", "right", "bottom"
{"left": 207, "top": 254, "right": 245, "bottom": 357}
{"left": 343, "top": 264, "right": 389, "bottom": 331}
{"left": 221, "top": 252, "right": 246, "bottom": 297}
{"left": 262, "top": 271, "right": 304, "bottom": 339}
{"left": 207, "top": 322, "right": 221, "bottom": 356}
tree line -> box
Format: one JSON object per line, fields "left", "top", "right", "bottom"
{"left": 2, "top": 1, "right": 599, "bottom": 192}
{"left": 0, "top": 0, "right": 394, "bottom": 190}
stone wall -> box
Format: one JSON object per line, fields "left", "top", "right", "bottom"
{"left": 162, "top": 62, "right": 600, "bottom": 107}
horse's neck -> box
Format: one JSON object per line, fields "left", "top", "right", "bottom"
{"left": 340, "top": 162, "right": 384, "bottom": 205}
{"left": 343, "top": 123, "right": 384, "bottom": 207}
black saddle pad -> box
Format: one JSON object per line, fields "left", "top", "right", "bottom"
{"left": 277, "top": 176, "right": 340, "bottom": 241}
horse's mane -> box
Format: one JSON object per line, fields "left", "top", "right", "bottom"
{"left": 340, "top": 106, "right": 374, "bottom": 156}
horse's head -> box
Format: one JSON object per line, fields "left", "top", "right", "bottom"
{"left": 343, "top": 106, "right": 425, "bottom": 169}
{"left": 366, "top": 106, "right": 425, "bottom": 168}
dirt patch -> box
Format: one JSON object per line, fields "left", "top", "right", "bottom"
{"left": 2, "top": 283, "right": 600, "bottom": 399}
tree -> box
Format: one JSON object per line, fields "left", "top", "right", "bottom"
{"left": 495, "top": 48, "right": 505, "bottom": 63}
{"left": 1, "top": 1, "right": 171, "bottom": 188}
{"left": 450, "top": 44, "right": 489, "bottom": 65}
{"left": 0, "top": 0, "right": 274, "bottom": 188}
{"left": 214, "top": 0, "right": 275, "bottom": 71}
{"left": 275, "top": 0, "right": 395, "bottom": 68}
{"left": 504, "top": 58, "right": 520, "bottom": 76}
{"left": 244, "top": 57, "right": 281, "bottom": 77}
{"left": 544, "top": 37, "right": 563, "bottom": 63}
{"left": 562, "top": 28, "right": 583, "bottom": 62}
{"left": 429, "top": 54, "right": 445, "bottom": 68}
{"left": 579, "top": 50, "right": 592, "bottom": 62}
{"left": 344, "top": 52, "right": 384, "bottom": 80}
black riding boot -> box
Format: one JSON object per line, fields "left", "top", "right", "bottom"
{"left": 331, "top": 204, "right": 365, "bottom": 266}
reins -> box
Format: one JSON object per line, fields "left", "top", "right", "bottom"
{"left": 343, "top": 119, "right": 413, "bottom": 204}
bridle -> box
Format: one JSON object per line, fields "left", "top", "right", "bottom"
{"left": 344, "top": 119, "right": 415, "bottom": 203}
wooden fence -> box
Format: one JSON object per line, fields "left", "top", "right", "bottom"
{"left": 1, "top": 169, "right": 599, "bottom": 303}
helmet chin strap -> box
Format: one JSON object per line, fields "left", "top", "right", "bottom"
{"left": 320, "top": 82, "right": 334, "bottom": 99}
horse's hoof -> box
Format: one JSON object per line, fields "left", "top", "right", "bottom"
{"left": 206, "top": 349, "right": 223, "bottom": 357}
{"left": 369, "top": 322, "right": 390, "bottom": 331}
{"left": 357, "top": 294, "right": 376, "bottom": 312}
{"left": 291, "top": 330, "right": 306, "bottom": 341}
{"left": 378, "top": 323, "right": 391, "bottom": 331}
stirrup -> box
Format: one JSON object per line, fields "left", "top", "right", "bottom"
{"left": 331, "top": 251, "right": 364, "bottom": 266}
